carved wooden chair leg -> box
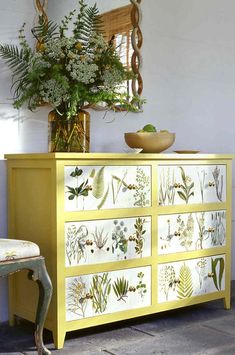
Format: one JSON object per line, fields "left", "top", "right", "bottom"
{"left": 0, "top": 254, "right": 52, "bottom": 355}
{"left": 28, "top": 257, "right": 53, "bottom": 355}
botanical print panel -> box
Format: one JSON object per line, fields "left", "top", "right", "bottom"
{"left": 65, "top": 266, "right": 151, "bottom": 321}
{"left": 64, "top": 165, "right": 151, "bottom": 211}
{"left": 65, "top": 216, "right": 151, "bottom": 266}
{"left": 158, "top": 255, "right": 225, "bottom": 303}
{"left": 158, "top": 165, "right": 226, "bottom": 205}
{"left": 158, "top": 210, "right": 226, "bottom": 254}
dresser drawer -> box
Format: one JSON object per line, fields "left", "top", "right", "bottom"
{"left": 158, "top": 210, "right": 226, "bottom": 254}
{"left": 65, "top": 165, "right": 151, "bottom": 211}
{"left": 158, "top": 255, "right": 225, "bottom": 303}
{"left": 65, "top": 216, "right": 151, "bottom": 266}
{"left": 66, "top": 265, "right": 151, "bottom": 321}
{"left": 158, "top": 165, "right": 226, "bottom": 205}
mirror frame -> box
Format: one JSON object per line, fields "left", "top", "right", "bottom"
{"left": 34, "top": 0, "right": 143, "bottom": 107}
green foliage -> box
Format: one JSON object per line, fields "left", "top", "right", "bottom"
{"left": 97, "top": 186, "right": 109, "bottom": 210}
{"left": 67, "top": 277, "right": 88, "bottom": 317}
{"left": 0, "top": 0, "right": 142, "bottom": 117}
{"left": 66, "top": 224, "right": 88, "bottom": 264}
{"left": 159, "top": 265, "right": 176, "bottom": 301}
{"left": 129, "top": 218, "right": 146, "bottom": 257}
{"left": 92, "top": 227, "right": 108, "bottom": 250}
{"left": 177, "top": 167, "right": 194, "bottom": 204}
{"left": 133, "top": 167, "right": 150, "bottom": 207}
{"left": 66, "top": 168, "right": 90, "bottom": 208}
{"left": 66, "top": 181, "right": 89, "bottom": 200}
{"left": 32, "top": 17, "right": 59, "bottom": 44}
{"left": 112, "top": 220, "right": 128, "bottom": 254}
{"left": 177, "top": 263, "right": 193, "bottom": 299}
{"left": 113, "top": 276, "right": 129, "bottom": 302}
{"left": 90, "top": 273, "right": 111, "bottom": 313}
{"left": 92, "top": 166, "right": 105, "bottom": 199}
{"left": 136, "top": 272, "right": 147, "bottom": 298}
{"left": 211, "top": 257, "right": 224, "bottom": 291}
{"left": 176, "top": 214, "right": 194, "bottom": 251}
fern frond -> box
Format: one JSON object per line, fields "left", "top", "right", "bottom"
{"left": 177, "top": 263, "right": 193, "bottom": 299}
{"left": 0, "top": 44, "right": 30, "bottom": 97}
{"left": 73, "top": 1, "right": 103, "bottom": 50}
{"left": 31, "top": 17, "right": 58, "bottom": 44}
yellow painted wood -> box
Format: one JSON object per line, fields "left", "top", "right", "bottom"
{"left": 5, "top": 153, "right": 233, "bottom": 349}
{"left": 224, "top": 160, "right": 232, "bottom": 309}
{"left": 4, "top": 153, "right": 235, "bottom": 160}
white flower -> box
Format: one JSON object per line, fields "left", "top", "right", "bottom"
{"left": 66, "top": 59, "right": 98, "bottom": 84}
{"left": 102, "top": 68, "right": 124, "bottom": 88}
{"left": 39, "top": 78, "right": 70, "bottom": 107}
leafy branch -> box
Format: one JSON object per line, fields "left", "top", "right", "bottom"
{"left": 177, "top": 167, "right": 194, "bottom": 204}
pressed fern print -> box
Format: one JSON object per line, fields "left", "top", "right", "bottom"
{"left": 177, "top": 263, "right": 193, "bottom": 299}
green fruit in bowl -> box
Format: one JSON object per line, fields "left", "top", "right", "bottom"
{"left": 142, "top": 124, "right": 157, "bottom": 132}
{"left": 137, "top": 129, "right": 145, "bottom": 133}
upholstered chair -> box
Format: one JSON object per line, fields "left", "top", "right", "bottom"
{"left": 0, "top": 238, "right": 52, "bottom": 355}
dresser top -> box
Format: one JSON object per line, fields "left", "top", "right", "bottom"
{"left": 4, "top": 152, "right": 235, "bottom": 161}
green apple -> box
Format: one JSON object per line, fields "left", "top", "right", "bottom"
{"left": 142, "top": 124, "right": 157, "bottom": 132}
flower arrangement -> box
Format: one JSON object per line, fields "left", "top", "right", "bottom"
{"left": 0, "top": 0, "right": 140, "bottom": 118}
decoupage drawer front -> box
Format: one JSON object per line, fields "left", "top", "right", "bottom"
{"left": 65, "top": 265, "right": 151, "bottom": 321}
{"left": 158, "top": 164, "right": 226, "bottom": 205}
{"left": 158, "top": 255, "right": 225, "bottom": 303}
{"left": 158, "top": 210, "right": 226, "bottom": 254}
{"left": 65, "top": 216, "right": 151, "bottom": 266}
{"left": 64, "top": 165, "right": 151, "bottom": 211}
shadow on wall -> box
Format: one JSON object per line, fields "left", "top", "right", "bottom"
{"left": 0, "top": 159, "right": 8, "bottom": 322}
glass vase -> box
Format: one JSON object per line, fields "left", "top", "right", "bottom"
{"left": 48, "top": 110, "right": 90, "bottom": 152}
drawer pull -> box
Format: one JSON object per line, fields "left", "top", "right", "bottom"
{"left": 127, "top": 184, "right": 137, "bottom": 190}
{"left": 174, "top": 279, "right": 181, "bottom": 284}
{"left": 208, "top": 227, "right": 215, "bottom": 233}
{"left": 174, "top": 183, "right": 181, "bottom": 188}
{"left": 85, "top": 185, "right": 93, "bottom": 191}
{"left": 208, "top": 181, "right": 215, "bottom": 187}
{"left": 174, "top": 231, "right": 181, "bottom": 236}
{"left": 208, "top": 272, "right": 215, "bottom": 277}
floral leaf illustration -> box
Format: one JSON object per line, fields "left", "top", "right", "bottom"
{"left": 113, "top": 276, "right": 129, "bottom": 302}
{"left": 70, "top": 167, "right": 83, "bottom": 177}
{"left": 177, "top": 190, "right": 186, "bottom": 202}
{"left": 97, "top": 185, "right": 109, "bottom": 210}
{"left": 92, "top": 166, "right": 105, "bottom": 199}
{"left": 211, "top": 257, "right": 224, "bottom": 291}
{"left": 219, "top": 258, "right": 225, "bottom": 290}
{"left": 89, "top": 168, "right": 96, "bottom": 178}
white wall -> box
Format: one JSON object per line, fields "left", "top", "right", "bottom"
{"left": 0, "top": 0, "right": 235, "bottom": 322}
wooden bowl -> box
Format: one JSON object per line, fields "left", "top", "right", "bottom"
{"left": 124, "top": 131, "right": 175, "bottom": 153}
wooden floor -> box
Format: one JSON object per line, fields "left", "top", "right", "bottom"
{"left": 0, "top": 282, "right": 235, "bottom": 354}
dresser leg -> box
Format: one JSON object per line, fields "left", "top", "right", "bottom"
{"left": 223, "top": 296, "right": 231, "bottom": 310}
{"left": 8, "top": 314, "right": 15, "bottom": 326}
{"left": 52, "top": 329, "right": 66, "bottom": 349}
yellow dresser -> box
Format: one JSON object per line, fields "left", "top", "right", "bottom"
{"left": 5, "top": 153, "right": 233, "bottom": 348}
